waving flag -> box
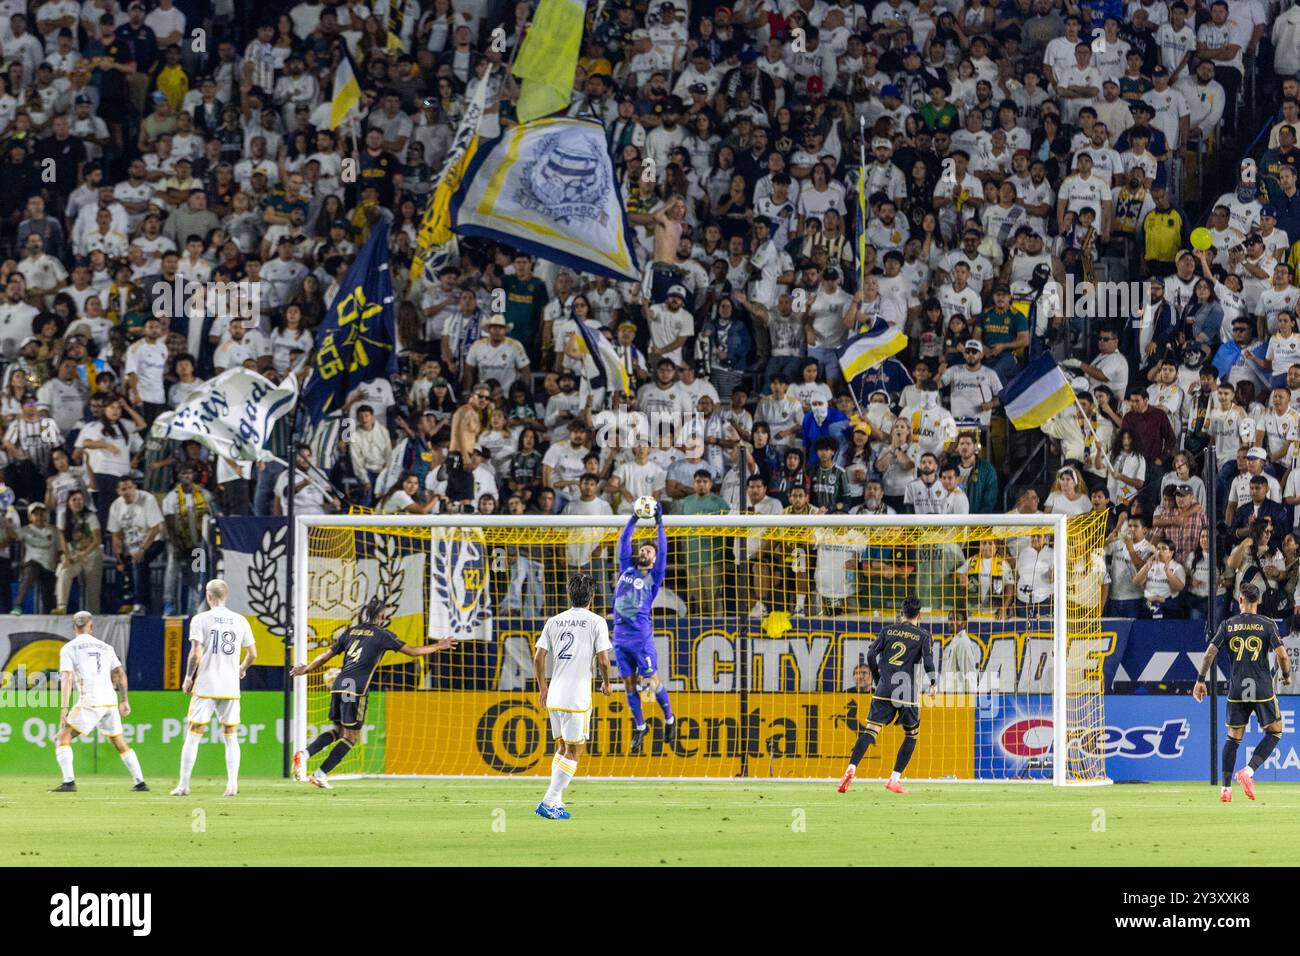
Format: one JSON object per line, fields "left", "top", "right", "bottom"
{"left": 152, "top": 368, "right": 297, "bottom": 462}
{"left": 329, "top": 40, "right": 362, "bottom": 130}
{"left": 572, "top": 319, "right": 630, "bottom": 394}
{"left": 836, "top": 319, "right": 908, "bottom": 384}
{"left": 301, "top": 220, "right": 398, "bottom": 425}
{"left": 411, "top": 67, "right": 492, "bottom": 283}
{"left": 451, "top": 117, "right": 640, "bottom": 281}
{"left": 1001, "top": 354, "right": 1076, "bottom": 430}
{"left": 513, "top": 0, "right": 588, "bottom": 123}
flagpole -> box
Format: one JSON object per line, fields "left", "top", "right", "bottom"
{"left": 282, "top": 395, "right": 299, "bottom": 780}
{"left": 857, "top": 114, "right": 867, "bottom": 292}
{"left": 1070, "top": 390, "right": 1114, "bottom": 473}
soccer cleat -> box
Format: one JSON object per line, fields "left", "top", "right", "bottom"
{"left": 534, "top": 802, "right": 571, "bottom": 820}
{"left": 1235, "top": 769, "right": 1256, "bottom": 800}
{"left": 169, "top": 785, "right": 189, "bottom": 796}
{"left": 49, "top": 781, "right": 76, "bottom": 792}
{"left": 292, "top": 750, "right": 308, "bottom": 782}
{"left": 130, "top": 781, "right": 149, "bottom": 792}
{"left": 1220, "top": 787, "right": 1232, "bottom": 803}
{"left": 664, "top": 719, "right": 676, "bottom": 743}
{"left": 309, "top": 770, "right": 332, "bottom": 790}
{"left": 884, "top": 779, "right": 908, "bottom": 794}
{"left": 630, "top": 725, "right": 647, "bottom": 754}
{"left": 836, "top": 767, "right": 855, "bottom": 793}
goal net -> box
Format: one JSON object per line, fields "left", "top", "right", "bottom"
{"left": 291, "top": 512, "right": 1111, "bottom": 785}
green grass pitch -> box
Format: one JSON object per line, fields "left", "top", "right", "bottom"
{"left": 2, "top": 776, "right": 1297, "bottom": 866}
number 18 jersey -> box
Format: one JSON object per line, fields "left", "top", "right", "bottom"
{"left": 537, "top": 608, "right": 611, "bottom": 712}
{"left": 190, "top": 607, "right": 256, "bottom": 699}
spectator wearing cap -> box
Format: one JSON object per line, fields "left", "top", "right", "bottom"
{"left": 465, "top": 314, "right": 530, "bottom": 394}
{"left": 1227, "top": 445, "right": 1283, "bottom": 520}
{"left": 647, "top": 284, "right": 695, "bottom": 368}
{"left": 14, "top": 502, "right": 58, "bottom": 614}
{"left": 938, "top": 339, "right": 1003, "bottom": 425}
{"left": 5, "top": 394, "right": 62, "bottom": 501}
{"left": 1152, "top": 482, "right": 1208, "bottom": 566}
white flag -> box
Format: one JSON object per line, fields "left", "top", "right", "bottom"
{"left": 152, "top": 368, "right": 297, "bottom": 462}
{"left": 428, "top": 527, "right": 493, "bottom": 642}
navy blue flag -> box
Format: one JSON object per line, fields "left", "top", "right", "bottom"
{"left": 301, "top": 219, "right": 399, "bottom": 424}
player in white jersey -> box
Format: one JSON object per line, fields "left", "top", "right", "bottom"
{"left": 532, "top": 572, "right": 612, "bottom": 820}
{"left": 51, "top": 611, "right": 149, "bottom": 792}
{"left": 172, "top": 579, "right": 257, "bottom": 797}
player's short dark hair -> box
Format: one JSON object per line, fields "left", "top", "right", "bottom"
{"left": 361, "top": 595, "right": 385, "bottom": 623}
{"left": 900, "top": 596, "right": 922, "bottom": 620}
{"left": 1240, "top": 583, "right": 1261, "bottom": 605}
{"left": 567, "top": 572, "right": 595, "bottom": 608}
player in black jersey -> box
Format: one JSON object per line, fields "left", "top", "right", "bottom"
{"left": 837, "top": 596, "right": 937, "bottom": 795}
{"left": 1195, "top": 584, "right": 1292, "bottom": 802}
{"left": 290, "top": 596, "right": 456, "bottom": 788}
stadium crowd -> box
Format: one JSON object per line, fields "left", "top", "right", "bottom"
{"left": 0, "top": 0, "right": 1296, "bottom": 623}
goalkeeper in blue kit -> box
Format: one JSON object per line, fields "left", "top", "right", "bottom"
{"left": 613, "top": 504, "right": 675, "bottom": 753}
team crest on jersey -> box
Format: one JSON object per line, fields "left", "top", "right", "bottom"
{"left": 516, "top": 132, "right": 613, "bottom": 228}
{"left": 633, "top": 578, "right": 644, "bottom": 590}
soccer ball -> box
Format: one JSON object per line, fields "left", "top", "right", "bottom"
{"left": 633, "top": 495, "right": 658, "bottom": 519}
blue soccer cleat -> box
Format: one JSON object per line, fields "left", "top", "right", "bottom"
{"left": 535, "top": 802, "right": 571, "bottom": 820}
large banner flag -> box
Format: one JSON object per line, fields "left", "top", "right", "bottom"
{"left": 512, "top": 0, "right": 588, "bottom": 124}
{"left": 836, "top": 319, "right": 908, "bottom": 384}
{"left": 329, "top": 40, "right": 362, "bottom": 130}
{"left": 450, "top": 117, "right": 640, "bottom": 281}
{"left": 1002, "top": 354, "right": 1076, "bottom": 430}
{"left": 410, "top": 66, "right": 492, "bottom": 283}
{"left": 217, "top": 517, "right": 430, "bottom": 666}
{"left": 428, "top": 528, "right": 493, "bottom": 642}
{"left": 572, "top": 318, "right": 630, "bottom": 394}
{"left": 152, "top": 367, "right": 297, "bottom": 462}
{"left": 301, "top": 219, "right": 399, "bottom": 425}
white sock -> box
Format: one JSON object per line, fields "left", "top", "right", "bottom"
{"left": 665, "top": 715, "right": 675, "bottom": 725}
{"left": 1242, "top": 765, "right": 1254, "bottom": 778}
{"left": 845, "top": 763, "right": 856, "bottom": 774}
{"left": 179, "top": 732, "right": 201, "bottom": 788}
{"left": 120, "top": 748, "right": 144, "bottom": 784}
{"left": 889, "top": 770, "right": 901, "bottom": 782}
{"left": 222, "top": 733, "right": 240, "bottom": 789}
{"left": 56, "top": 744, "right": 74, "bottom": 782}
{"left": 635, "top": 723, "right": 646, "bottom": 731}
{"left": 542, "top": 754, "right": 577, "bottom": 807}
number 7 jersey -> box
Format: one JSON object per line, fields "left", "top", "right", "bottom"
{"left": 190, "top": 608, "right": 256, "bottom": 699}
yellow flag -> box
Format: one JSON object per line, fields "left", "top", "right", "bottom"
{"left": 330, "top": 42, "right": 362, "bottom": 130}
{"left": 411, "top": 137, "right": 479, "bottom": 281}
{"left": 513, "top": 0, "right": 588, "bottom": 124}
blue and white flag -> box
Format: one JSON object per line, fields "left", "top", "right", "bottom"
{"left": 301, "top": 219, "right": 399, "bottom": 425}
{"left": 837, "top": 319, "right": 908, "bottom": 384}
{"left": 450, "top": 117, "right": 640, "bottom": 281}
{"left": 151, "top": 367, "right": 297, "bottom": 462}
{"left": 1002, "top": 354, "right": 1076, "bottom": 430}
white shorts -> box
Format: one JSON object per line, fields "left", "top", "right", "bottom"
{"left": 548, "top": 708, "right": 591, "bottom": 744}
{"left": 67, "top": 704, "right": 122, "bottom": 738}
{"left": 187, "top": 696, "right": 241, "bottom": 728}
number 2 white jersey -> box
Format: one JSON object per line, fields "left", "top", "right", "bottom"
{"left": 59, "top": 634, "right": 122, "bottom": 707}
{"left": 536, "top": 607, "right": 612, "bottom": 712}
{"left": 190, "top": 607, "right": 256, "bottom": 699}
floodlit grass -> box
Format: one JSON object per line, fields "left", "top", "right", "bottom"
{"left": 2, "top": 776, "right": 1294, "bottom": 866}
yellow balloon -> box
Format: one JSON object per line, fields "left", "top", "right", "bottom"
{"left": 1190, "top": 227, "right": 1213, "bottom": 251}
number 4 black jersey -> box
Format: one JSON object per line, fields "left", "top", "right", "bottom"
{"left": 869, "top": 621, "right": 937, "bottom": 705}
{"left": 330, "top": 624, "right": 404, "bottom": 697}
{"left": 1212, "top": 614, "right": 1282, "bottom": 702}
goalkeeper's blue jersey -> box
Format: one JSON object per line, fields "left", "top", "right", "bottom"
{"left": 612, "top": 514, "right": 666, "bottom": 644}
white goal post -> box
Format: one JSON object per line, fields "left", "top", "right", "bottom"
{"left": 291, "top": 512, "right": 1111, "bottom": 787}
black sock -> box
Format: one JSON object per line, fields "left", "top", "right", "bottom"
{"left": 1222, "top": 738, "right": 1241, "bottom": 787}
{"left": 1248, "top": 733, "right": 1282, "bottom": 771}
{"left": 894, "top": 736, "right": 917, "bottom": 774}
{"left": 306, "top": 730, "right": 337, "bottom": 757}
{"left": 320, "top": 739, "right": 353, "bottom": 774}
{"left": 849, "top": 730, "right": 877, "bottom": 766}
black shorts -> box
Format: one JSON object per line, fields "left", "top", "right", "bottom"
{"left": 329, "top": 692, "right": 369, "bottom": 729}
{"left": 866, "top": 696, "right": 920, "bottom": 731}
{"left": 1227, "top": 697, "right": 1281, "bottom": 729}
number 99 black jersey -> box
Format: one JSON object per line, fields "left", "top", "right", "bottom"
{"left": 1211, "top": 614, "right": 1282, "bottom": 703}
